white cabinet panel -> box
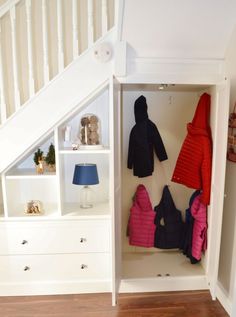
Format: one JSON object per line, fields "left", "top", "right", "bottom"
{"left": 0, "top": 221, "right": 110, "bottom": 255}
{"left": 0, "top": 253, "right": 111, "bottom": 283}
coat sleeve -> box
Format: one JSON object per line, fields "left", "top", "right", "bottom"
{"left": 127, "top": 128, "right": 134, "bottom": 169}
{"left": 200, "top": 138, "right": 212, "bottom": 205}
{"left": 152, "top": 124, "right": 168, "bottom": 162}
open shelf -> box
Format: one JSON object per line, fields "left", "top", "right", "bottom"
{"left": 58, "top": 89, "right": 109, "bottom": 151}
{"left": 5, "top": 178, "right": 59, "bottom": 218}
{"left": 6, "top": 203, "right": 59, "bottom": 219}
{"left": 62, "top": 202, "right": 110, "bottom": 218}
{"left": 6, "top": 168, "right": 56, "bottom": 179}
{"left": 59, "top": 146, "right": 110, "bottom": 155}
{"left": 122, "top": 252, "right": 204, "bottom": 279}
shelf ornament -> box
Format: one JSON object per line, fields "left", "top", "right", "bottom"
{"left": 33, "top": 148, "right": 44, "bottom": 174}
{"left": 25, "top": 200, "right": 43, "bottom": 215}
{"left": 79, "top": 114, "right": 102, "bottom": 149}
{"left": 45, "top": 143, "right": 56, "bottom": 172}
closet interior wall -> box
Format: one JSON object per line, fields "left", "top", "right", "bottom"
{"left": 0, "top": 183, "right": 3, "bottom": 217}
{"left": 121, "top": 84, "right": 212, "bottom": 279}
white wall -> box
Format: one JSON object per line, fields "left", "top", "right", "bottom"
{"left": 122, "top": 0, "right": 236, "bottom": 59}
{"left": 218, "top": 25, "right": 236, "bottom": 302}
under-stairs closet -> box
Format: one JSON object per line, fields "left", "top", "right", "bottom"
{"left": 113, "top": 82, "right": 229, "bottom": 302}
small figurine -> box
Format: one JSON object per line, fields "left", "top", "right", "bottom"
{"left": 72, "top": 143, "right": 78, "bottom": 150}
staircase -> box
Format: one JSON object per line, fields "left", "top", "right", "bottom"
{"left": 0, "top": 0, "right": 118, "bottom": 173}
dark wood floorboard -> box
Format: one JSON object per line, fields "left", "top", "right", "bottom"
{"left": 0, "top": 291, "right": 229, "bottom": 317}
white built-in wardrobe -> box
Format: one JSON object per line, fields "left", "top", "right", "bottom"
{"left": 0, "top": 77, "right": 230, "bottom": 308}
{"left": 112, "top": 80, "right": 229, "bottom": 304}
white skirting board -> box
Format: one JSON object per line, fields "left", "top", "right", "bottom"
{"left": 119, "top": 275, "right": 208, "bottom": 293}
{"left": 0, "top": 280, "right": 111, "bottom": 296}
{"left": 216, "top": 282, "right": 232, "bottom": 316}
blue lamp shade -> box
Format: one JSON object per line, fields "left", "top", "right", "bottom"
{"left": 72, "top": 164, "right": 99, "bottom": 185}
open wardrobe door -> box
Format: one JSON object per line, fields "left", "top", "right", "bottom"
{"left": 206, "top": 79, "right": 230, "bottom": 300}
{"left": 110, "top": 76, "right": 122, "bottom": 305}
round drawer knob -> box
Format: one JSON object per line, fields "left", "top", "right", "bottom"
{"left": 80, "top": 238, "right": 86, "bottom": 243}
{"left": 21, "top": 240, "right": 28, "bottom": 245}
{"left": 80, "top": 264, "right": 87, "bottom": 270}
{"left": 24, "top": 266, "right": 30, "bottom": 271}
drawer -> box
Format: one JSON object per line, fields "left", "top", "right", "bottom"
{"left": 0, "top": 220, "right": 110, "bottom": 255}
{"left": 0, "top": 253, "right": 111, "bottom": 283}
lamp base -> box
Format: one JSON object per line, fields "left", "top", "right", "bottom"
{"left": 80, "top": 185, "right": 94, "bottom": 209}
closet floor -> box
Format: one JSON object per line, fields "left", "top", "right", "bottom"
{"left": 122, "top": 251, "right": 204, "bottom": 278}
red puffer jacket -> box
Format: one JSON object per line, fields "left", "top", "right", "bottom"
{"left": 128, "top": 184, "right": 156, "bottom": 247}
{"left": 172, "top": 93, "right": 212, "bottom": 205}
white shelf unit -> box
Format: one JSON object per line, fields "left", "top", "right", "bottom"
{"left": 0, "top": 84, "right": 113, "bottom": 296}
{"left": 1, "top": 87, "right": 111, "bottom": 220}
{"left": 56, "top": 87, "right": 111, "bottom": 218}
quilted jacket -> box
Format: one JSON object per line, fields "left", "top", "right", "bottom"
{"left": 172, "top": 93, "right": 212, "bottom": 205}
{"left": 128, "top": 184, "right": 156, "bottom": 247}
{"left": 191, "top": 194, "right": 207, "bottom": 260}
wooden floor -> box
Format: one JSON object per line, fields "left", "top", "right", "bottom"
{"left": 0, "top": 291, "right": 229, "bottom": 317}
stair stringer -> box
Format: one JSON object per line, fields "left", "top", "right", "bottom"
{"left": 0, "top": 29, "right": 115, "bottom": 173}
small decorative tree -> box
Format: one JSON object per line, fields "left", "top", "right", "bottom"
{"left": 45, "top": 143, "right": 56, "bottom": 172}
{"left": 33, "top": 148, "right": 44, "bottom": 174}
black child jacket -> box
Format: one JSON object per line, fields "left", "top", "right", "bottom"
{"left": 127, "top": 95, "right": 168, "bottom": 177}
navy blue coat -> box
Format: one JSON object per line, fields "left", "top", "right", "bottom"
{"left": 154, "top": 185, "right": 184, "bottom": 249}
{"left": 127, "top": 95, "right": 168, "bottom": 178}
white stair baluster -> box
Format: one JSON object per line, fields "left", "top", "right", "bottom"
{"left": 101, "top": 0, "right": 108, "bottom": 36}
{"left": 57, "top": 0, "right": 64, "bottom": 72}
{"left": 0, "top": 24, "right": 7, "bottom": 124}
{"left": 42, "top": 0, "right": 49, "bottom": 84}
{"left": 25, "top": 0, "right": 35, "bottom": 97}
{"left": 72, "top": 0, "right": 79, "bottom": 59}
{"left": 87, "top": 0, "right": 94, "bottom": 48}
{"left": 10, "top": 5, "right": 21, "bottom": 110}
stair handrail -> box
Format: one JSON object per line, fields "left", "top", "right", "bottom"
{"left": 0, "top": 0, "right": 115, "bottom": 125}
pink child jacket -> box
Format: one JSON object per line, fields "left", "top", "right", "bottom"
{"left": 128, "top": 184, "right": 156, "bottom": 248}
{"left": 191, "top": 194, "right": 207, "bottom": 260}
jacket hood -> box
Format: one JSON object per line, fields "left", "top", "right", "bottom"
{"left": 188, "top": 190, "right": 201, "bottom": 207}
{"left": 191, "top": 195, "right": 207, "bottom": 222}
{"left": 134, "top": 95, "right": 148, "bottom": 123}
{"left": 155, "top": 185, "right": 177, "bottom": 215}
{"left": 134, "top": 184, "right": 153, "bottom": 211}
{"left": 188, "top": 93, "right": 211, "bottom": 136}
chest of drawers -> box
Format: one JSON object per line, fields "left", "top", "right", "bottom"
{"left": 0, "top": 219, "right": 112, "bottom": 295}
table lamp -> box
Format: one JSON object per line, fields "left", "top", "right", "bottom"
{"left": 72, "top": 163, "right": 99, "bottom": 209}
